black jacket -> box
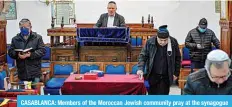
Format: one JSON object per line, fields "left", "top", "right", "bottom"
{"left": 94, "top": 13, "right": 126, "bottom": 27}
{"left": 8, "top": 32, "right": 46, "bottom": 80}
{"left": 185, "top": 27, "right": 220, "bottom": 62}
{"left": 138, "top": 36, "right": 181, "bottom": 85}
{"left": 184, "top": 68, "right": 232, "bottom": 95}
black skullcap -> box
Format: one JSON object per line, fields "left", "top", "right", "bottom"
{"left": 199, "top": 18, "right": 208, "bottom": 29}
{"left": 157, "top": 25, "right": 169, "bottom": 39}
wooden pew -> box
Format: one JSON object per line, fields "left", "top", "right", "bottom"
{"left": 48, "top": 61, "right": 78, "bottom": 79}
{"left": 178, "top": 68, "right": 191, "bottom": 89}
{"left": 103, "top": 62, "right": 130, "bottom": 74}
{"left": 128, "top": 62, "right": 138, "bottom": 74}
{"left": 178, "top": 68, "right": 198, "bottom": 94}
{"left": 77, "top": 62, "right": 103, "bottom": 74}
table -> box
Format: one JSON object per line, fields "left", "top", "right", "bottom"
{"left": 61, "top": 74, "right": 146, "bottom": 95}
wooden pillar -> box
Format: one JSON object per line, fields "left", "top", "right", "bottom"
{"left": 0, "top": 20, "right": 7, "bottom": 77}
{"left": 220, "top": 1, "right": 231, "bottom": 56}
{"left": 219, "top": 19, "right": 230, "bottom": 55}
{"left": 0, "top": 20, "right": 7, "bottom": 66}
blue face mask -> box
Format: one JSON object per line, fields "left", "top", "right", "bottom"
{"left": 198, "top": 27, "right": 206, "bottom": 33}
{"left": 20, "top": 27, "right": 30, "bottom": 36}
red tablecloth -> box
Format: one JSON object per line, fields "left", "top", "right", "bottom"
{"left": 1, "top": 102, "right": 17, "bottom": 107}
{"left": 61, "top": 74, "right": 147, "bottom": 95}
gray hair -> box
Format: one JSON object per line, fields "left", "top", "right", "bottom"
{"left": 205, "top": 59, "right": 231, "bottom": 71}
{"left": 19, "top": 18, "right": 31, "bottom": 27}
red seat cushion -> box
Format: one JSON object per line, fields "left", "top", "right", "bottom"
{"left": 181, "top": 60, "right": 191, "bottom": 66}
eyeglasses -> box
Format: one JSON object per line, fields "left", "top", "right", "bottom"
{"left": 210, "top": 71, "right": 231, "bottom": 79}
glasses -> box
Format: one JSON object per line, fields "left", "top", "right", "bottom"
{"left": 210, "top": 71, "right": 231, "bottom": 79}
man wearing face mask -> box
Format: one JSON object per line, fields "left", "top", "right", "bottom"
{"left": 8, "top": 18, "right": 46, "bottom": 86}
{"left": 185, "top": 18, "right": 220, "bottom": 72}
{"left": 184, "top": 50, "right": 232, "bottom": 95}
{"left": 137, "top": 25, "right": 181, "bottom": 95}
{"left": 94, "top": 1, "right": 125, "bottom": 28}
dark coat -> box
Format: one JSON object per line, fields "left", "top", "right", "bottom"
{"left": 184, "top": 68, "right": 232, "bottom": 95}
{"left": 185, "top": 27, "right": 220, "bottom": 62}
{"left": 138, "top": 36, "right": 181, "bottom": 85}
{"left": 8, "top": 32, "right": 46, "bottom": 80}
{"left": 94, "top": 13, "right": 126, "bottom": 27}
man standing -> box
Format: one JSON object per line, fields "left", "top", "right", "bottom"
{"left": 137, "top": 25, "right": 181, "bottom": 95}
{"left": 8, "top": 18, "right": 46, "bottom": 85}
{"left": 94, "top": 1, "right": 125, "bottom": 28}
{"left": 184, "top": 50, "right": 232, "bottom": 95}
{"left": 185, "top": 18, "right": 220, "bottom": 71}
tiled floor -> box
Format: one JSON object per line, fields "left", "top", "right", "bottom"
{"left": 169, "top": 85, "right": 181, "bottom": 95}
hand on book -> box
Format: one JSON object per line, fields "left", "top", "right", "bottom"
{"left": 18, "top": 52, "right": 31, "bottom": 59}
{"left": 18, "top": 53, "right": 27, "bottom": 59}
{"left": 25, "top": 52, "right": 31, "bottom": 58}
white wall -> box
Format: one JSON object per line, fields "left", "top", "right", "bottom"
{"left": 6, "top": 0, "right": 220, "bottom": 44}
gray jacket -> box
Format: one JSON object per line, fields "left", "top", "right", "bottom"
{"left": 94, "top": 13, "right": 125, "bottom": 27}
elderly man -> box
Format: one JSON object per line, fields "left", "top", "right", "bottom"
{"left": 94, "top": 1, "right": 125, "bottom": 28}
{"left": 184, "top": 50, "right": 232, "bottom": 95}
{"left": 137, "top": 25, "right": 181, "bottom": 95}
{"left": 8, "top": 18, "right": 46, "bottom": 85}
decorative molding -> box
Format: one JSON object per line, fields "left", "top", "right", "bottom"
{"left": 0, "top": 20, "right": 7, "bottom": 28}
{"left": 219, "top": 19, "right": 229, "bottom": 31}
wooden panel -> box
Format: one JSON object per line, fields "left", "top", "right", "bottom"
{"left": 51, "top": 46, "right": 76, "bottom": 61}
{"left": 47, "top": 27, "right": 76, "bottom": 36}
{"left": 178, "top": 68, "right": 198, "bottom": 90}
{"left": 222, "top": 1, "right": 232, "bottom": 56}
{"left": 131, "top": 47, "right": 142, "bottom": 62}
{"left": 0, "top": 54, "right": 6, "bottom": 65}
{"left": 0, "top": 20, "right": 7, "bottom": 67}
{"left": 76, "top": 23, "right": 154, "bottom": 29}
{"left": 79, "top": 46, "right": 127, "bottom": 62}
{"left": 220, "top": 20, "right": 230, "bottom": 55}
{"left": 178, "top": 68, "right": 191, "bottom": 89}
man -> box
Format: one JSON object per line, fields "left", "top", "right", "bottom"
{"left": 94, "top": 1, "right": 125, "bottom": 28}
{"left": 185, "top": 18, "right": 220, "bottom": 71}
{"left": 184, "top": 50, "right": 232, "bottom": 95}
{"left": 8, "top": 18, "right": 46, "bottom": 86}
{"left": 137, "top": 25, "right": 181, "bottom": 95}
